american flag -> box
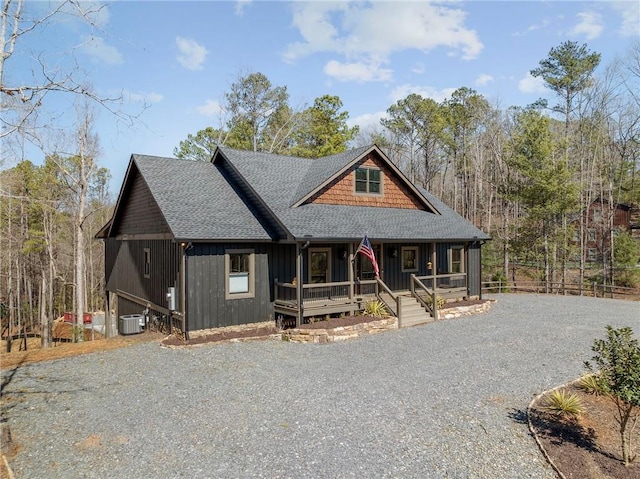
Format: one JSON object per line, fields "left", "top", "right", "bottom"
{"left": 356, "top": 235, "right": 379, "bottom": 277}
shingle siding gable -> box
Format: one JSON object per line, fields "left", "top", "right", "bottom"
{"left": 304, "top": 152, "right": 425, "bottom": 210}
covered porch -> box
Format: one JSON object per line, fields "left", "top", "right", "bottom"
{"left": 273, "top": 240, "right": 472, "bottom": 327}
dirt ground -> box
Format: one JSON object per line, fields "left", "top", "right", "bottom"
{"left": 0, "top": 331, "right": 165, "bottom": 370}
{"left": 530, "top": 384, "right": 639, "bottom": 479}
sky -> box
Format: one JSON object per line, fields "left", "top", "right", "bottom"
{"left": 8, "top": 0, "right": 640, "bottom": 196}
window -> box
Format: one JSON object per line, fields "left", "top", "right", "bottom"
{"left": 588, "top": 248, "right": 598, "bottom": 262}
{"left": 355, "top": 167, "right": 381, "bottom": 194}
{"left": 587, "top": 229, "right": 596, "bottom": 242}
{"left": 450, "top": 247, "right": 464, "bottom": 273}
{"left": 309, "top": 248, "right": 331, "bottom": 283}
{"left": 225, "top": 249, "right": 255, "bottom": 299}
{"left": 143, "top": 248, "right": 150, "bottom": 279}
{"left": 401, "top": 246, "right": 418, "bottom": 272}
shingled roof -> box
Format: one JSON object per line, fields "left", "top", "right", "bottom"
{"left": 104, "top": 145, "right": 490, "bottom": 243}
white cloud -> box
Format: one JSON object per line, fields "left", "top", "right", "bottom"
{"left": 349, "top": 111, "right": 386, "bottom": 131}
{"left": 176, "top": 37, "right": 208, "bottom": 71}
{"left": 324, "top": 60, "right": 392, "bottom": 83}
{"left": 570, "top": 11, "right": 604, "bottom": 40}
{"left": 390, "top": 84, "right": 457, "bottom": 103}
{"left": 475, "top": 74, "right": 494, "bottom": 86}
{"left": 518, "top": 72, "right": 547, "bottom": 94}
{"left": 80, "top": 36, "right": 123, "bottom": 65}
{"left": 611, "top": 2, "right": 640, "bottom": 36}
{"left": 284, "top": 2, "right": 482, "bottom": 82}
{"left": 122, "top": 90, "right": 164, "bottom": 104}
{"left": 196, "top": 99, "right": 224, "bottom": 117}
{"left": 235, "top": 0, "right": 252, "bottom": 15}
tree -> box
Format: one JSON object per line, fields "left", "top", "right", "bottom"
{"left": 1, "top": 0, "right": 139, "bottom": 158}
{"left": 502, "top": 108, "right": 578, "bottom": 290}
{"left": 290, "top": 95, "right": 358, "bottom": 158}
{"left": 531, "top": 41, "right": 601, "bottom": 131}
{"left": 585, "top": 326, "right": 640, "bottom": 466}
{"left": 612, "top": 232, "right": 640, "bottom": 288}
{"left": 174, "top": 127, "right": 227, "bottom": 162}
{"left": 531, "top": 41, "right": 601, "bottom": 290}
{"left": 381, "top": 94, "right": 446, "bottom": 188}
{"left": 224, "top": 72, "right": 290, "bottom": 152}
{"left": 442, "top": 87, "right": 490, "bottom": 220}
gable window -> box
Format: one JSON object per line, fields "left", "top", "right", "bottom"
{"left": 225, "top": 249, "right": 255, "bottom": 299}
{"left": 450, "top": 246, "right": 465, "bottom": 273}
{"left": 143, "top": 248, "right": 150, "bottom": 278}
{"left": 401, "top": 246, "right": 418, "bottom": 272}
{"left": 355, "top": 167, "right": 381, "bottom": 194}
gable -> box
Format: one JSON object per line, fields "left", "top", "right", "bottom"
{"left": 303, "top": 152, "right": 426, "bottom": 210}
{"left": 111, "top": 166, "right": 172, "bottom": 238}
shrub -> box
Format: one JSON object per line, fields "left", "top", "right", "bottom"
{"left": 543, "top": 389, "right": 584, "bottom": 417}
{"left": 425, "top": 294, "right": 446, "bottom": 310}
{"left": 364, "top": 300, "right": 388, "bottom": 317}
{"left": 578, "top": 373, "right": 607, "bottom": 396}
{"left": 585, "top": 326, "right": 640, "bottom": 466}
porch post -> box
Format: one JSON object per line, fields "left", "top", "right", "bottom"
{"left": 431, "top": 242, "right": 437, "bottom": 290}
{"left": 348, "top": 242, "right": 354, "bottom": 299}
{"left": 296, "top": 242, "right": 303, "bottom": 327}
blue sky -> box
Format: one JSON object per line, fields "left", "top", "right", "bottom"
{"left": 9, "top": 1, "right": 640, "bottom": 195}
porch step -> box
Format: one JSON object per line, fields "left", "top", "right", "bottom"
{"left": 398, "top": 296, "right": 433, "bottom": 328}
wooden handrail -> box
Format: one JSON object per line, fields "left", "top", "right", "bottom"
{"left": 410, "top": 275, "right": 439, "bottom": 320}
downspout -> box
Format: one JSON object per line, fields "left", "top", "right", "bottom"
{"left": 180, "top": 242, "right": 191, "bottom": 340}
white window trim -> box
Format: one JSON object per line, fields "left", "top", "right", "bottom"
{"left": 401, "top": 246, "right": 419, "bottom": 273}
{"left": 225, "top": 249, "right": 255, "bottom": 300}
{"left": 308, "top": 247, "right": 332, "bottom": 283}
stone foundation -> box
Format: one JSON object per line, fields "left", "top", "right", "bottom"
{"left": 439, "top": 300, "right": 494, "bottom": 319}
{"left": 283, "top": 317, "right": 398, "bottom": 344}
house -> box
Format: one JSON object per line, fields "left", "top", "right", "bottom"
{"left": 97, "top": 145, "right": 490, "bottom": 337}
{"left": 572, "top": 199, "right": 640, "bottom": 262}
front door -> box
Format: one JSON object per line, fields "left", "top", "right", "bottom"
{"left": 309, "top": 248, "right": 331, "bottom": 283}
{"left": 355, "top": 243, "right": 382, "bottom": 280}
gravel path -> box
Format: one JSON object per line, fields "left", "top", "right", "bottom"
{"left": 2, "top": 294, "right": 638, "bottom": 478}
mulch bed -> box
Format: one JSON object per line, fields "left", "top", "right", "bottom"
{"left": 161, "top": 299, "right": 490, "bottom": 345}
{"left": 162, "top": 325, "right": 280, "bottom": 346}
{"left": 529, "top": 384, "right": 639, "bottom": 479}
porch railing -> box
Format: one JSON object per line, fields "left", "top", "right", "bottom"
{"left": 410, "top": 274, "right": 438, "bottom": 320}
{"left": 274, "top": 280, "right": 379, "bottom": 304}
{"left": 415, "top": 273, "right": 468, "bottom": 299}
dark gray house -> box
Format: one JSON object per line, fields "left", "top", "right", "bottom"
{"left": 98, "top": 144, "right": 490, "bottom": 336}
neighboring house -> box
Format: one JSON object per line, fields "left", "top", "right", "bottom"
{"left": 572, "top": 199, "right": 639, "bottom": 262}
{"left": 97, "top": 145, "right": 490, "bottom": 336}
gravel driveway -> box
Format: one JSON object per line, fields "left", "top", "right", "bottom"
{"left": 2, "top": 294, "right": 638, "bottom": 478}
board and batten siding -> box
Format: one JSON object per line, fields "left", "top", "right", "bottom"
{"left": 114, "top": 166, "right": 171, "bottom": 236}
{"left": 185, "top": 242, "right": 296, "bottom": 331}
{"left": 105, "top": 238, "right": 181, "bottom": 313}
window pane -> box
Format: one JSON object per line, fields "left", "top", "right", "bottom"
{"left": 229, "top": 273, "right": 249, "bottom": 293}
{"left": 310, "top": 251, "right": 329, "bottom": 283}
{"left": 403, "top": 249, "right": 416, "bottom": 269}
{"left": 355, "top": 168, "right": 367, "bottom": 192}
{"left": 369, "top": 179, "right": 380, "bottom": 193}
{"left": 369, "top": 169, "right": 380, "bottom": 182}
{"left": 230, "top": 253, "right": 249, "bottom": 273}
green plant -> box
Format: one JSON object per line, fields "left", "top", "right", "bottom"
{"left": 578, "top": 373, "right": 607, "bottom": 396}
{"left": 425, "top": 294, "right": 446, "bottom": 310}
{"left": 585, "top": 326, "right": 640, "bottom": 466}
{"left": 363, "top": 300, "right": 388, "bottom": 317}
{"left": 543, "top": 389, "right": 584, "bottom": 417}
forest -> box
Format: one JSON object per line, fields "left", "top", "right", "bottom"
{"left": 1, "top": 0, "right": 639, "bottom": 349}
